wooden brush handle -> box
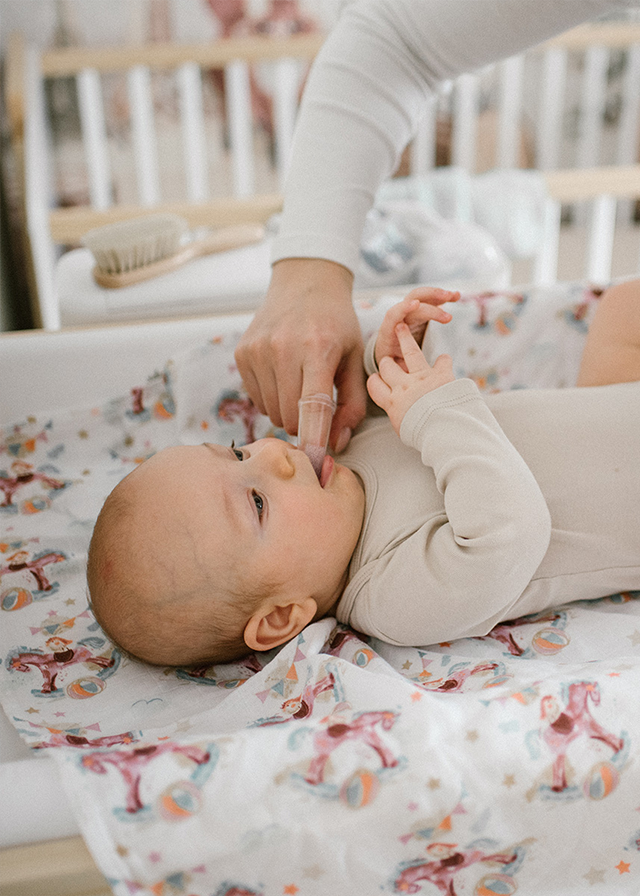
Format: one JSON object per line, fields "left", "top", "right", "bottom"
{"left": 92, "top": 223, "right": 266, "bottom": 288}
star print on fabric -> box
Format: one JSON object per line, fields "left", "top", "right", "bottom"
{"left": 428, "top": 778, "right": 441, "bottom": 790}
{"left": 627, "top": 630, "right": 640, "bottom": 647}
{"left": 466, "top": 730, "right": 479, "bottom": 741}
{"left": 616, "top": 860, "right": 631, "bottom": 874}
{"left": 402, "top": 660, "right": 413, "bottom": 669}
{"left": 503, "top": 774, "right": 516, "bottom": 788}
{"left": 283, "top": 885, "right": 299, "bottom": 895}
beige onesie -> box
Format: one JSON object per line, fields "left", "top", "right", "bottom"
{"left": 336, "top": 379, "right": 640, "bottom": 646}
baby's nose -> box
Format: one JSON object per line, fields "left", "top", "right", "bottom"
{"left": 261, "top": 439, "right": 295, "bottom": 478}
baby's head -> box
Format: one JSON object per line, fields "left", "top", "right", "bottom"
{"left": 87, "top": 439, "right": 364, "bottom": 666}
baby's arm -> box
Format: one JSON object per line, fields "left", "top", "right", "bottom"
{"left": 350, "top": 327, "right": 552, "bottom": 646}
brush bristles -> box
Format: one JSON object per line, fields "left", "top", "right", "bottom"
{"left": 82, "top": 214, "right": 188, "bottom": 274}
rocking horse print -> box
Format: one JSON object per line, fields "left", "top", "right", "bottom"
{"left": 394, "top": 841, "right": 520, "bottom": 895}
{"left": 304, "top": 710, "right": 399, "bottom": 786}
{"left": 0, "top": 549, "right": 66, "bottom": 593}
{"left": 80, "top": 741, "right": 214, "bottom": 815}
{"left": 538, "top": 681, "right": 624, "bottom": 793}
{"left": 0, "top": 460, "right": 66, "bottom": 509}
{"left": 9, "top": 637, "right": 115, "bottom": 695}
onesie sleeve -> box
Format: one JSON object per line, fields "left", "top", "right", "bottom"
{"left": 272, "top": 0, "right": 631, "bottom": 274}
{"left": 345, "top": 379, "right": 552, "bottom": 646}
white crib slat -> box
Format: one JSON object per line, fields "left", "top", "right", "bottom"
{"left": 617, "top": 45, "right": 640, "bottom": 164}
{"left": 225, "top": 60, "right": 254, "bottom": 197}
{"left": 25, "top": 47, "right": 60, "bottom": 329}
{"left": 536, "top": 48, "right": 567, "bottom": 169}
{"left": 615, "top": 45, "right": 640, "bottom": 223}
{"left": 586, "top": 194, "right": 616, "bottom": 282}
{"left": 497, "top": 55, "right": 523, "bottom": 169}
{"left": 177, "top": 61, "right": 208, "bottom": 202}
{"left": 128, "top": 65, "right": 161, "bottom": 206}
{"left": 77, "top": 68, "right": 111, "bottom": 210}
{"left": 576, "top": 45, "right": 609, "bottom": 169}
{"left": 410, "top": 96, "right": 437, "bottom": 174}
{"left": 533, "top": 197, "right": 561, "bottom": 286}
{"left": 272, "top": 57, "right": 299, "bottom": 190}
{"left": 452, "top": 73, "right": 478, "bottom": 172}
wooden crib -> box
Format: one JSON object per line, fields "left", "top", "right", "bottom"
{"left": 4, "top": 21, "right": 640, "bottom": 328}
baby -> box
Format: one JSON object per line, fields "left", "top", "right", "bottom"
{"left": 88, "top": 280, "right": 640, "bottom": 666}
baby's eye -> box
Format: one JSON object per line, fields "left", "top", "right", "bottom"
{"left": 252, "top": 491, "right": 264, "bottom": 517}
{"left": 231, "top": 441, "right": 244, "bottom": 461}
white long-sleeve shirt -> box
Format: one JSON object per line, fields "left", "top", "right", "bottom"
{"left": 273, "top": 0, "right": 638, "bottom": 273}
{"left": 336, "top": 378, "right": 640, "bottom": 646}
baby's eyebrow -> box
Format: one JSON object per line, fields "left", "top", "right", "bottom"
{"left": 203, "top": 442, "right": 235, "bottom": 461}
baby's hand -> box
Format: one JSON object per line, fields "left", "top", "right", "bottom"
{"left": 367, "top": 322, "right": 455, "bottom": 434}
{"left": 374, "top": 286, "right": 459, "bottom": 371}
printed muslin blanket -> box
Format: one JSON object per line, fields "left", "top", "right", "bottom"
{"left": 1, "top": 283, "right": 639, "bottom": 895}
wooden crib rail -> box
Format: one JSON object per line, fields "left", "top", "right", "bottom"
{"left": 38, "top": 33, "right": 324, "bottom": 76}
{"left": 48, "top": 193, "right": 284, "bottom": 245}
{"left": 537, "top": 164, "right": 640, "bottom": 285}
{"left": 44, "top": 163, "right": 640, "bottom": 246}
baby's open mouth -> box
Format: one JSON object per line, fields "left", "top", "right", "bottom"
{"left": 320, "top": 455, "right": 334, "bottom": 488}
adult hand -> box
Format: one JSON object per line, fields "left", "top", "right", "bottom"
{"left": 235, "top": 258, "right": 367, "bottom": 452}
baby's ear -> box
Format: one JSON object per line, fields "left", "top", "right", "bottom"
{"left": 244, "top": 598, "right": 317, "bottom": 652}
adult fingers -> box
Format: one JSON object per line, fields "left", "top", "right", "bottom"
{"left": 331, "top": 347, "right": 367, "bottom": 452}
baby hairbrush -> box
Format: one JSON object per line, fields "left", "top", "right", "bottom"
{"left": 82, "top": 213, "right": 265, "bottom": 288}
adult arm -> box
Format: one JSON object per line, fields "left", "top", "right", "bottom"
{"left": 236, "top": 0, "right": 635, "bottom": 445}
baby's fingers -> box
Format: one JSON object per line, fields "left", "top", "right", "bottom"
{"left": 405, "top": 301, "right": 452, "bottom": 331}
{"left": 404, "top": 286, "right": 460, "bottom": 306}
{"left": 366, "top": 371, "right": 392, "bottom": 409}
{"left": 395, "top": 322, "right": 429, "bottom": 373}
{"left": 382, "top": 297, "right": 420, "bottom": 332}
{"left": 432, "top": 353, "right": 453, "bottom": 371}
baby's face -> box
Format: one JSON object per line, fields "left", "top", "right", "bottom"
{"left": 126, "top": 438, "right": 365, "bottom": 613}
